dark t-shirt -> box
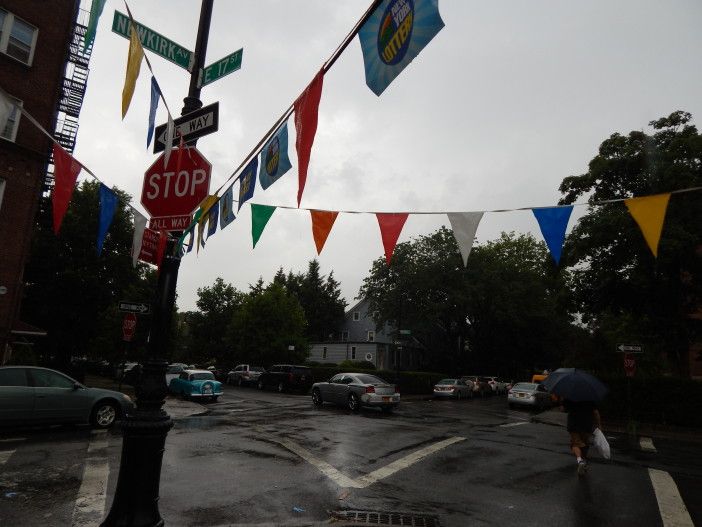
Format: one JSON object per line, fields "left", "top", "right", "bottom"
{"left": 564, "top": 400, "right": 597, "bottom": 433}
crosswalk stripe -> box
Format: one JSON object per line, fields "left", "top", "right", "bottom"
{"left": 71, "top": 431, "right": 111, "bottom": 527}
{"left": 640, "top": 436, "right": 657, "bottom": 453}
{"left": 649, "top": 468, "right": 694, "bottom": 527}
{"left": 0, "top": 450, "right": 14, "bottom": 465}
{"left": 500, "top": 421, "right": 529, "bottom": 428}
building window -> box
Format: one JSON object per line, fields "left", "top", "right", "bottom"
{"left": 322, "top": 347, "right": 327, "bottom": 359}
{"left": 1, "top": 95, "right": 22, "bottom": 142}
{"left": 367, "top": 331, "right": 375, "bottom": 342}
{"left": 351, "top": 346, "right": 356, "bottom": 360}
{"left": 352, "top": 311, "right": 360, "bottom": 321}
{"left": 341, "top": 331, "right": 348, "bottom": 342}
{"left": 0, "top": 10, "right": 38, "bottom": 65}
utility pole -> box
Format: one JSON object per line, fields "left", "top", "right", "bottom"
{"left": 102, "top": 2, "right": 214, "bottom": 525}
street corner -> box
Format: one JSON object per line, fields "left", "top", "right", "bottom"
{"left": 529, "top": 407, "right": 567, "bottom": 428}
{"left": 164, "top": 396, "right": 210, "bottom": 419}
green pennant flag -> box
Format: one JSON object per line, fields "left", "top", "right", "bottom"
{"left": 84, "top": 0, "right": 107, "bottom": 52}
{"left": 251, "top": 204, "right": 276, "bottom": 248}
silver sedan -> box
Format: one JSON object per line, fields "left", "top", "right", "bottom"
{"left": 433, "top": 379, "right": 473, "bottom": 400}
{"left": 507, "top": 382, "right": 551, "bottom": 409}
{"left": 312, "top": 373, "right": 400, "bottom": 413}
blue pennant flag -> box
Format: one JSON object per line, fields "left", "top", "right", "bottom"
{"left": 219, "top": 184, "right": 236, "bottom": 229}
{"left": 147, "top": 76, "right": 162, "bottom": 148}
{"left": 259, "top": 122, "right": 292, "bottom": 190}
{"left": 532, "top": 206, "right": 574, "bottom": 264}
{"left": 97, "top": 184, "right": 118, "bottom": 255}
{"left": 207, "top": 201, "right": 219, "bottom": 239}
{"left": 238, "top": 156, "right": 259, "bottom": 211}
{"left": 358, "top": 0, "right": 445, "bottom": 96}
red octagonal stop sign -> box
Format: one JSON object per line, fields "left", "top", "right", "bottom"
{"left": 141, "top": 147, "right": 211, "bottom": 218}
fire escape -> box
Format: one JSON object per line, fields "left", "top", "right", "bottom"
{"left": 44, "top": 7, "right": 92, "bottom": 193}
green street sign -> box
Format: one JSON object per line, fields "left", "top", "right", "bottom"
{"left": 399, "top": 329, "right": 412, "bottom": 336}
{"left": 198, "top": 48, "right": 243, "bottom": 88}
{"left": 112, "top": 10, "right": 193, "bottom": 71}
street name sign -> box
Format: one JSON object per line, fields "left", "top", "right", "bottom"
{"left": 153, "top": 102, "right": 219, "bottom": 153}
{"left": 112, "top": 10, "right": 193, "bottom": 71}
{"left": 119, "top": 301, "right": 151, "bottom": 315}
{"left": 198, "top": 48, "right": 243, "bottom": 88}
{"left": 616, "top": 344, "right": 644, "bottom": 353}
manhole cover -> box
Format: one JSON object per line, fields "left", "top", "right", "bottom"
{"left": 330, "top": 509, "right": 441, "bottom": 527}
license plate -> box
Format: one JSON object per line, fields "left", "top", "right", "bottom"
{"left": 383, "top": 396, "right": 391, "bottom": 402}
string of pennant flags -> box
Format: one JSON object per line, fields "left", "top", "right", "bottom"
{"left": 2, "top": 0, "right": 700, "bottom": 274}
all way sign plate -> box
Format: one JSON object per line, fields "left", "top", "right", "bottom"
{"left": 153, "top": 102, "right": 219, "bottom": 153}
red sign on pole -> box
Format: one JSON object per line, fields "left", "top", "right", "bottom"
{"left": 141, "top": 146, "right": 211, "bottom": 227}
{"left": 138, "top": 228, "right": 161, "bottom": 265}
{"left": 623, "top": 353, "right": 636, "bottom": 377}
{"left": 122, "top": 313, "right": 137, "bottom": 342}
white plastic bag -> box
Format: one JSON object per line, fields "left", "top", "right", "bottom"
{"left": 592, "top": 427, "right": 611, "bottom": 459}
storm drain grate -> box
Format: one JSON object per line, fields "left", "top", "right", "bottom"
{"left": 330, "top": 510, "right": 441, "bottom": 527}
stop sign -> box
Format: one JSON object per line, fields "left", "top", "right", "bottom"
{"left": 122, "top": 313, "right": 137, "bottom": 342}
{"left": 141, "top": 147, "right": 211, "bottom": 218}
{"left": 623, "top": 353, "right": 636, "bottom": 377}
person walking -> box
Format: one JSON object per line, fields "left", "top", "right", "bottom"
{"left": 563, "top": 399, "right": 601, "bottom": 476}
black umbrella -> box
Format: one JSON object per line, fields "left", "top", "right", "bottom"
{"left": 541, "top": 368, "right": 608, "bottom": 402}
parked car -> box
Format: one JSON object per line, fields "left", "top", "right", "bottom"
{"left": 227, "top": 364, "right": 265, "bottom": 386}
{"left": 257, "top": 365, "right": 313, "bottom": 393}
{"left": 312, "top": 373, "right": 400, "bottom": 413}
{"left": 507, "top": 382, "right": 552, "bottom": 409}
{"left": 0, "top": 366, "right": 134, "bottom": 429}
{"left": 461, "top": 375, "right": 492, "bottom": 396}
{"left": 114, "top": 361, "right": 139, "bottom": 380}
{"left": 484, "top": 376, "right": 509, "bottom": 394}
{"left": 168, "top": 369, "right": 223, "bottom": 402}
{"left": 433, "top": 378, "right": 473, "bottom": 400}
{"left": 165, "top": 364, "right": 187, "bottom": 385}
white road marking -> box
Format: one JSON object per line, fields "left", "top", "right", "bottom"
{"left": 640, "top": 436, "right": 657, "bottom": 453}
{"left": 500, "top": 421, "right": 529, "bottom": 428}
{"left": 71, "top": 431, "right": 110, "bottom": 527}
{"left": 0, "top": 450, "right": 15, "bottom": 465}
{"left": 277, "top": 436, "right": 466, "bottom": 489}
{"left": 0, "top": 437, "right": 26, "bottom": 443}
{"left": 648, "top": 468, "right": 694, "bottom": 527}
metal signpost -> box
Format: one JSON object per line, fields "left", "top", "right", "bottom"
{"left": 112, "top": 10, "right": 193, "bottom": 71}
{"left": 615, "top": 343, "right": 643, "bottom": 441}
{"left": 152, "top": 102, "right": 219, "bottom": 153}
{"left": 198, "top": 48, "right": 243, "bottom": 87}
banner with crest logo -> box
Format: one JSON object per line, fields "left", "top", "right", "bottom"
{"left": 259, "top": 122, "right": 292, "bottom": 190}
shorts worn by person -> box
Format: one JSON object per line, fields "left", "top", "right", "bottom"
{"left": 563, "top": 399, "right": 601, "bottom": 476}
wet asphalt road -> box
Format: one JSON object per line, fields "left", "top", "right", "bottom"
{"left": 1, "top": 385, "right": 701, "bottom": 526}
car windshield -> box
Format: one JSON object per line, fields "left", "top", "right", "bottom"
{"left": 167, "top": 366, "right": 183, "bottom": 373}
{"left": 251, "top": 367, "right": 264, "bottom": 372}
{"left": 355, "top": 374, "right": 387, "bottom": 384}
{"left": 191, "top": 373, "right": 215, "bottom": 381}
{"left": 437, "top": 379, "right": 456, "bottom": 384}
{"left": 512, "top": 383, "right": 537, "bottom": 391}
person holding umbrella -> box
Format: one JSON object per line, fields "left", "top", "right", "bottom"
{"left": 542, "top": 368, "right": 607, "bottom": 476}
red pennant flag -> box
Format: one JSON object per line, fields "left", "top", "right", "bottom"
{"left": 376, "top": 213, "right": 409, "bottom": 265}
{"left": 310, "top": 210, "right": 339, "bottom": 255}
{"left": 52, "top": 143, "right": 82, "bottom": 234}
{"left": 293, "top": 69, "right": 324, "bottom": 207}
{"left": 155, "top": 230, "right": 168, "bottom": 270}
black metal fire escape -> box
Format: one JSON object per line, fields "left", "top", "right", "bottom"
{"left": 44, "top": 7, "right": 92, "bottom": 193}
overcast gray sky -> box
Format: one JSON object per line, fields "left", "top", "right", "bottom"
{"left": 74, "top": 0, "right": 702, "bottom": 312}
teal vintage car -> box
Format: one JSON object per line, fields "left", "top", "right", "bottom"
{"left": 169, "top": 369, "right": 222, "bottom": 402}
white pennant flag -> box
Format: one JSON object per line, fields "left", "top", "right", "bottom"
{"left": 448, "top": 212, "right": 484, "bottom": 267}
{"left": 131, "top": 211, "right": 148, "bottom": 267}
{"left": 163, "top": 115, "right": 175, "bottom": 167}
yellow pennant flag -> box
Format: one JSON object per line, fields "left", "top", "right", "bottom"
{"left": 196, "top": 195, "right": 219, "bottom": 253}
{"left": 624, "top": 193, "right": 671, "bottom": 257}
{"left": 121, "top": 23, "right": 144, "bottom": 119}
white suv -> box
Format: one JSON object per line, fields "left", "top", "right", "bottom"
{"left": 227, "top": 364, "right": 265, "bottom": 386}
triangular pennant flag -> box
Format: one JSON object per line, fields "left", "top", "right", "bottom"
{"left": 163, "top": 116, "right": 175, "bottom": 167}
{"left": 155, "top": 230, "right": 168, "bottom": 269}
{"left": 206, "top": 200, "right": 219, "bottom": 239}
{"left": 531, "top": 206, "right": 573, "bottom": 264}
{"left": 251, "top": 204, "right": 276, "bottom": 248}
{"left": 358, "top": 0, "right": 445, "bottom": 96}
{"left": 293, "top": 69, "right": 324, "bottom": 207}
{"left": 83, "top": 0, "right": 107, "bottom": 52}
{"left": 310, "top": 210, "right": 339, "bottom": 255}
{"left": 121, "top": 22, "right": 144, "bottom": 119}
{"left": 259, "top": 122, "right": 293, "bottom": 190}
{"left": 447, "top": 212, "right": 484, "bottom": 266}
{"left": 624, "top": 193, "right": 671, "bottom": 258}
{"left": 238, "top": 157, "right": 259, "bottom": 211}
{"left": 146, "top": 76, "right": 162, "bottom": 148}
{"left": 186, "top": 227, "right": 195, "bottom": 253}
{"left": 219, "top": 184, "right": 236, "bottom": 229}
{"left": 51, "top": 143, "right": 82, "bottom": 234}
{"left": 376, "top": 212, "right": 409, "bottom": 265}
{"left": 196, "top": 195, "right": 219, "bottom": 252}
{"left": 97, "top": 184, "right": 118, "bottom": 255}
{"left": 131, "top": 211, "right": 148, "bottom": 267}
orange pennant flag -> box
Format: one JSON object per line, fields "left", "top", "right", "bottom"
{"left": 624, "top": 193, "right": 671, "bottom": 258}
{"left": 376, "top": 213, "right": 409, "bottom": 265}
{"left": 310, "top": 210, "right": 339, "bottom": 255}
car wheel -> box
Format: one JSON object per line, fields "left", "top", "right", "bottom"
{"left": 211, "top": 396, "right": 219, "bottom": 403}
{"left": 91, "top": 401, "right": 119, "bottom": 429}
{"left": 312, "top": 389, "right": 323, "bottom": 407}
{"left": 456, "top": 391, "right": 462, "bottom": 400}
{"left": 348, "top": 393, "right": 360, "bottom": 412}
{"left": 257, "top": 379, "right": 264, "bottom": 390}
{"left": 277, "top": 382, "right": 285, "bottom": 393}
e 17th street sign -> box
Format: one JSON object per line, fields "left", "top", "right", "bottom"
{"left": 198, "top": 48, "right": 243, "bottom": 88}
{"left": 153, "top": 102, "right": 219, "bottom": 153}
{"left": 112, "top": 11, "right": 193, "bottom": 71}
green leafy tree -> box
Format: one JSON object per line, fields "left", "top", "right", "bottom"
{"left": 559, "top": 111, "right": 702, "bottom": 375}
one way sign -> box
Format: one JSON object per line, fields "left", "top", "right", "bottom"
{"left": 118, "top": 301, "right": 151, "bottom": 314}
{"left": 153, "top": 102, "right": 219, "bottom": 153}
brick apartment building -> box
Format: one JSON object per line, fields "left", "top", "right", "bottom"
{"left": 0, "top": 1, "right": 90, "bottom": 362}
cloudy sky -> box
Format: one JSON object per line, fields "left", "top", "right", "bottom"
{"left": 74, "top": 0, "right": 702, "bottom": 312}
